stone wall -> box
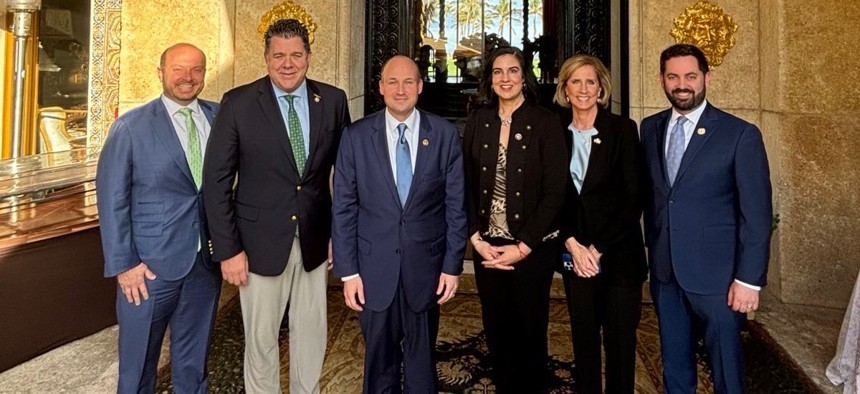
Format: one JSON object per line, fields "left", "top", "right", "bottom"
{"left": 630, "top": 0, "right": 860, "bottom": 308}
{"left": 118, "top": 0, "right": 365, "bottom": 120}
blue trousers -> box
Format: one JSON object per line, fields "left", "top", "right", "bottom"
{"left": 650, "top": 276, "right": 746, "bottom": 394}
{"left": 116, "top": 254, "right": 221, "bottom": 394}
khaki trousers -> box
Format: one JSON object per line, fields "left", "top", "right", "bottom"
{"left": 240, "top": 237, "right": 327, "bottom": 394}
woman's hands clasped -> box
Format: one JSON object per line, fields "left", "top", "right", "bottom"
{"left": 564, "top": 237, "right": 601, "bottom": 278}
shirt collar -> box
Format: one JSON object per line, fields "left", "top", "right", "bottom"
{"left": 671, "top": 99, "right": 708, "bottom": 127}
{"left": 384, "top": 108, "right": 420, "bottom": 136}
{"left": 271, "top": 78, "right": 308, "bottom": 101}
{"left": 161, "top": 95, "right": 201, "bottom": 116}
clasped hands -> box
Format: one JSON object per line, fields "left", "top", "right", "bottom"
{"left": 472, "top": 234, "right": 531, "bottom": 271}
{"left": 564, "top": 237, "right": 602, "bottom": 278}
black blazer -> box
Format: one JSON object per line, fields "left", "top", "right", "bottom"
{"left": 558, "top": 108, "right": 647, "bottom": 286}
{"left": 463, "top": 103, "right": 567, "bottom": 249}
{"left": 203, "top": 76, "right": 351, "bottom": 275}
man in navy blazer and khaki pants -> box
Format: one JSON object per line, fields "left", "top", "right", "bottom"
{"left": 203, "top": 19, "right": 350, "bottom": 394}
{"left": 97, "top": 43, "right": 221, "bottom": 393}
{"left": 332, "top": 55, "right": 467, "bottom": 393}
{"left": 641, "top": 44, "right": 773, "bottom": 394}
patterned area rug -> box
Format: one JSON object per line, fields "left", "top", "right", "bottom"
{"left": 155, "top": 276, "right": 817, "bottom": 393}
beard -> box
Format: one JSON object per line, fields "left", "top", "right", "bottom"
{"left": 665, "top": 86, "right": 706, "bottom": 112}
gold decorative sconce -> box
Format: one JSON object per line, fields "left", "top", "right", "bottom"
{"left": 4, "top": 0, "right": 41, "bottom": 159}
{"left": 670, "top": 1, "right": 738, "bottom": 67}
{"left": 257, "top": 0, "right": 317, "bottom": 44}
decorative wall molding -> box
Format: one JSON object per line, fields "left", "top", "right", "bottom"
{"left": 87, "top": 0, "right": 122, "bottom": 158}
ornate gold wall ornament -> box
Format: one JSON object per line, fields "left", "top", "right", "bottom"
{"left": 257, "top": 1, "right": 317, "bottom": 45}
{"left": 670, "top": 1, "right": 738, "bottom": 67}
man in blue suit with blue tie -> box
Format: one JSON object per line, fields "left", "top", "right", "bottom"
{"left": 97, "top": 43, "right": 221, "bottom": 394}
{"left": 641, "top": 44, "right": 773, "bottom": 394}
{"left": 332, "top": 55, "right": 467, "bottom": 393}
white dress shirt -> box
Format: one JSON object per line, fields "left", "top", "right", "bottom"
{"left": 384, "top": 108, "right": 421, "bottom": 183}
{"left": 161, "top": 95, "right": 211, "bottom": 160}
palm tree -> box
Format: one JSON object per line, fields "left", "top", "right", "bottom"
{"left": 447, "top": 0, "right": 482, "bottom": 37}
{"left": 487, "top": 0, "right": 522, "bottom": 38}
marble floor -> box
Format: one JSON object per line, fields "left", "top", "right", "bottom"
{"left": 0, "top": 273, "right": 845, "bottom": 393}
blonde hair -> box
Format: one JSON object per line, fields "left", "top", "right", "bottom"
{"left": 554, "top": 54, "right": 612, "bottom": 108}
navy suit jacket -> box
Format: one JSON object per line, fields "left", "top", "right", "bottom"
{"left": 332, "top": 109, "right": 467, "bottom": 313}
{"left": 97, "top": 98, "right": 218, "bottom": 280}
{"left": 641, "top": 103, "right": 772, "bottom": 295}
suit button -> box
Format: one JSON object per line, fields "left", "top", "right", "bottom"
{"left": 296, "top": 185, "right": 302, "bottom": 191}
{"left": 480, "top": 209, "right": 486, "bottom": 214}
{"left": 193, "top": 223, "right": 199, "bottom": 229}
{"left": 485, "top": 123, "right": 490, "bottom": 128}
{"left": 515, "top": 191, "right": 520, "bottom": 197}
{"left": 291, "top": 215, "right": 297, "bottom": 221}
{"left": 526, "top": 125, "right": 532, "bottom": 130}
{"left": 669, "top": 200, "right": 674, "bottom": 204}
{"left": 483, "top": 144, "right": 489, "bottom": 149}
{"left": 517, "top": 168, "right": 522, "bottom": 173}
{"left": 483, "top": 189, "right": 488, "bottom": 194}
{"left": 522, "top": 145, "right": 527, "bottom": 150}
{"left": 482, "top": 166, "right": 487, "bottom": 171}
{"left": 514, "top": 213, "right": 520, "bottom": 219}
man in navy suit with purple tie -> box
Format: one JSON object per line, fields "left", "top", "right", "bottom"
{"left": 332, "top": 55, "right": 467, "bottom": 393}
{"left": 641, "top": 44, "right": 773, "bottom": 394}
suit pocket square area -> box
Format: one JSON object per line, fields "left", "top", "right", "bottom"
{"left": 132, "top": 220, "right": 163, "bottom": 237}
{"left": 235, "top": 202, "right": 259, "bottom": 222}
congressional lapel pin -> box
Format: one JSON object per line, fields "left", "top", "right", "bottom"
{"left": 514, "top": 133, "right": 523, "bottom": 141}
{"left": 697, "top": 127, "right": 706, "bottom": 135}
{"left": 313, "top": 94, "right": 321, "bottom": 103}
{"left": 422, "top": 138, "right": 429, "bottom": 146}
{"left": 594, "top": 138, "right": 602, "bottom": 145}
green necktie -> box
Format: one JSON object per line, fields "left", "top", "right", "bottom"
{"left": 283, "top": 95, "right": 306, "bottom": 175}
{"left": 178, "top": 107, "right": 202, "bottom": 189}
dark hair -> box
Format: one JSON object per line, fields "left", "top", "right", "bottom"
{"left": 265, "top": 19, "right": 311, "bottom": 54}
{"left": 660, "top": 44, "right": 709, "bottom": 75}
{"left": 478, "top": 46, "right": 540, "bottom": 106}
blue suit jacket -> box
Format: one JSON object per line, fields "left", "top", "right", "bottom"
{"left": 97, "top": 98, "right": 218, "bottom": 280}
{"left": 332, "top": 109, "right": 467, "bottom": 312}
{"left": 641, "top": 103, "right": 772, "bottom": 295}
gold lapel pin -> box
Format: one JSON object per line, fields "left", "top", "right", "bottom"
{"left": 422, "top": 139, "right": 429, "bottom": 146}
{"left": 594, "top": 138, "right": 602, "bottom": 145}
{"left": 697, "top": 127, "right": 706, "bottom": 135}
{"left": 514, "top": 133, "right": 523, "bottom": 141}
{"left": 313, "top": 94, "right": 321, "bottom": 103}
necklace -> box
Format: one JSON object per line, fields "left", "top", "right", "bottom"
{"left": 499, "top": 97, "right": 523, "bottom": 127}
{"left": 500, "top": 116, "right": 512, "bottom": 127}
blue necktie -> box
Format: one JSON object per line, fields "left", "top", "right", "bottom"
{"left": 666, "top": 116, "right": 687, "bottom": 186}
{"left": 395, "top": 123, "right": 412, "bottom": 207}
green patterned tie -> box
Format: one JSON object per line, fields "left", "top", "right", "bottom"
{"left": 178, "top": 107, "right": 202, "bottom": 189}
{"left": 283, "top": 95, "right": 306, "bottom": 175}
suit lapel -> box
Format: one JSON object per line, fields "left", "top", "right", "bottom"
{"left": 304, "top": 80, "right": 324, "bottom": 175}
{"left": 150, "top": 101, "right": 195, "bottom": 187}
{"left": 256, "top": 77, "right": 299, "bottom": 177}
{"left": 674, "top": 103, "right": 717, "bottom": 185}
{"left": 579, "top": 111, "right": 609, "bottom": 194}
{"left": 404, "top": 111, "right": 432, "bottom": 210}
{"left": 370, "top": 113, "right": 401, "bottom": 207}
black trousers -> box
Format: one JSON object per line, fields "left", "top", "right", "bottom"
{"left": 474, "top": 237, "right": 555, "bottom": 394}
{"left": 563, "top": 272, "right": 642, "bottom": 394}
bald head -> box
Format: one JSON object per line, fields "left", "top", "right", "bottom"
{"left": 381, "top": 55, "right": 421, "bottom": 81}
{"left": 160, "top": 43, "right": 206, "bottom": 69}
